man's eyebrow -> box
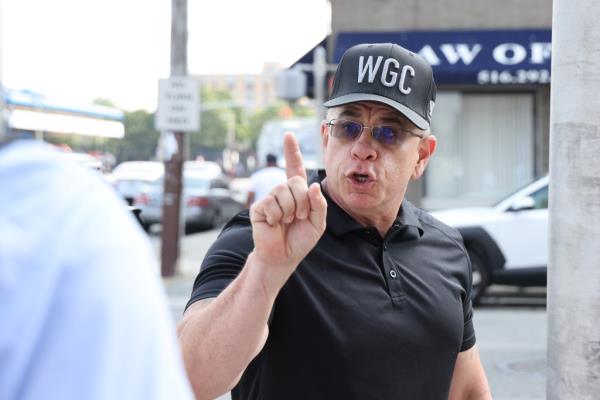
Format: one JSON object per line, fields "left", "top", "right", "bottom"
{"left": 380, "top": 116, "right": 406, "bottom": 125}
{"left": 338, "top": 108, "right": 362, "bottom": 118}
{"left": 380, "top": 114, "right": 418, "bottom": 129}
{"left": 338, "top": 106, "right": 411, "bottom": 125}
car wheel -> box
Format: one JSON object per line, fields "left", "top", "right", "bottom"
{"left": 466, "top": 247, "right": 489, "bottom": 305}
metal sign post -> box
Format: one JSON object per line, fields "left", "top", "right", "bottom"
{"left": 156, "top": 0, "right": 199, "bottom": 278}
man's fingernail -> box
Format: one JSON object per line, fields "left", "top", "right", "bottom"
{"left": 299, "top": 211, "right": 308, "bottom": 220}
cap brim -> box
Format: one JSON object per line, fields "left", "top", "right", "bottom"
{"left": 324, "top": 93, "right": 429, "bottom": 130}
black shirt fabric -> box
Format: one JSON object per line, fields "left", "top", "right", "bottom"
{"left": 187, "top": 172, "right": 476, "bottom": 400}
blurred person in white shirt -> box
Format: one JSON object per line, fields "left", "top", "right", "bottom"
{"left": 0, "top": 135, "right": 193, "bottom": 400}
{"left": 245, "top": 153, "right": 287, "bottom": 207}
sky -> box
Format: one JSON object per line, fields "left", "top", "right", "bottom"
{"left": 1, "top": 0, "right": 330, "bottom": 111}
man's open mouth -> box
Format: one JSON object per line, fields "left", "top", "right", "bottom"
{"left": 351, "top": 173, "right": 371, "bottom": 183}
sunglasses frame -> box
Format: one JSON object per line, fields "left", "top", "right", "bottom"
{"left": 326, "top": 118, "right": 424, "bottom": 146}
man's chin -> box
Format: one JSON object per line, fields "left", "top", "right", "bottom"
{"left": 343, "top": 193, "right": 379, "bottom": 210}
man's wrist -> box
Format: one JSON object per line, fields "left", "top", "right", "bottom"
{"left": 245, "top": 251, "right": 295, "bottom": 301}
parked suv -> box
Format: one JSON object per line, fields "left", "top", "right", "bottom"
{"left": 430, "top": 176, "right": 549, "bottom": 304}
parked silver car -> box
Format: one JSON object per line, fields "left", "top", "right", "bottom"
{"left": 112, "top": 161, "right": 164, "bottom": 205}
{"left": 134, "top": 168, "right": 243, "bottom": 230}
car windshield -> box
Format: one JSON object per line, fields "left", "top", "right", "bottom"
{"left": 492, "top": 176, "right": 547, "bottom": 207}
{"left": 115, "top": 161, "right": 161, "bottom": 172}
{"left": 113, "top": 162, "right": 164, "bottom": 182}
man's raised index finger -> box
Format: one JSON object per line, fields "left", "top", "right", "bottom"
{"left": 283, "top": 131, "right": 307, "bottom": 181}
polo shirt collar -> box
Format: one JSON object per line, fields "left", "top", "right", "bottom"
{"left": 395, "top": 201, "right": 424, "bottom": 237}
{"left": 310, "top": 170, "right": 424, "bottom": 239}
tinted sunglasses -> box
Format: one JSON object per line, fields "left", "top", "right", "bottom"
{"left": 326, "top": 118, "right": 423, "bottom": 146}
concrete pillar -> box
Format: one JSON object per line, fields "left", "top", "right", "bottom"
{"left": 547, "top": 0, "right": 600, "bottom": 399}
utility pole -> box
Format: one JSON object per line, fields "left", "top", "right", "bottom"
{"left": 312, "top": 46, "right": 327, "bottom": 168}
{"left": 547, "top": 0, "right": 600, "bottom": 398}
{"left": 313, "top": 46, "right": 327, "bottom": 124}
{"left": 160, "top": 0, "right": 188, "bottom": 277}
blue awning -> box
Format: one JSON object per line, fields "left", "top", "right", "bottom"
{"left": 4, "top": 89, "right": 125, "bottom": 138}
{"left": 5, "top": 89, "right": 124, "bottom": 121}
{"left": 289, "top": 37, "right": 328, "bottom": 98}
{"left": 290, "top": 37, "right": 328, "bottom": 68}
{"left": 333, "top": 30, "right": 552, "bottom": 85}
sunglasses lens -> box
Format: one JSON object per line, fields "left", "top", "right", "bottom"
{"left": 373, "top": 126, "right": 398, "bottom": 145}
{"left": 338, "top": 120, "right": 362, "bottom": 140}
{"left": 330, "top": 119, "right": 415, "bottom": 145}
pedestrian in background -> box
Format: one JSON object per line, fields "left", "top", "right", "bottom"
{"left": 178, "top": 43, "right": 492, "bottom": 400}
{"left": 245, "top": 153, "right": 287, "bottom": 207}
{"left": 0, "top": 136, "right": 193, "bottom": 399}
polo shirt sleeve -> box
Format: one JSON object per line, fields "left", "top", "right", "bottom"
{"left": 460, "top": 255, "right": 477, "bottom": 352}
{"left": 185, "top": 211, "right": 254, "bottom": 310}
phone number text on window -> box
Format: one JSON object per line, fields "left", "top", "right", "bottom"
{"left": 477, "top": 69, "right": 551, "bottom": 84}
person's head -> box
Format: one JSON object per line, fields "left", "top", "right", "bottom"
{"left": 266, "top": 153, "right": 278, "bottom": 166}
{"left": 320, "top": 43, "right": 438, "bottom": 226}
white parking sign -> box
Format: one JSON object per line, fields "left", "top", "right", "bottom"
{"left": 155, "top": 77, "right": 199, "bottom": 132}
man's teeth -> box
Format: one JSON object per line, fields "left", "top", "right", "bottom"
{"left": 354, "top": 174, "right": 368, "bottom": 182}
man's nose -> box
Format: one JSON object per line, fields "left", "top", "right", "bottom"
{"left": 351, "top": 129, "right": 377, "bottom": 160}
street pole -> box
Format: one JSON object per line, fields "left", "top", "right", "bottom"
{"left": 161, "top": 0, "right": 187, "bottom": 277}
{"left": 547, "top": 0, "right": 600, "bottom": 398}
{"left": 313, "top": 46, "right": 327, "bottom": 168}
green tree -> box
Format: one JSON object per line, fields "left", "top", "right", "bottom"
{"left": 291, "top": 101, "right": 316, "bottom": 117}
{"left": 246, "top": 105, "right": 285, "bottom": 147}
{"left": 188, "top": 87, "right": 231, "bottom": 155}
{"left": 106, "top": 109, "right": 159, "bottom": 162}
{"left": 92, "top": 97, "right": 117, "bottom": 107}
{"left": 186, "top": 86, "right": 317, "bottom": 159}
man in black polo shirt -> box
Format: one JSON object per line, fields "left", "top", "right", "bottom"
{"left": 178, "top": 43, "right": 492, "bottom": 400}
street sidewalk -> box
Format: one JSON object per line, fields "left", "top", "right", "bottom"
{"left": 153, "top": 229, "right": 234, "bottom": 400}
{"left": 150, "top": 228, "right": 221, "bottom": 320}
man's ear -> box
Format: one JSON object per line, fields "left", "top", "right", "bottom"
{"left": 411, "top": 134, "right": 437, "bottom": 180}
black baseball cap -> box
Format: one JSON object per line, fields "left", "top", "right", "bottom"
{"left": 324, "top": 43, "right": 436, "bottom": 130}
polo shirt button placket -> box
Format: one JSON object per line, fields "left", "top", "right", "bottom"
{"left": 383, "top": 239, "right": 405, "bottom": 304}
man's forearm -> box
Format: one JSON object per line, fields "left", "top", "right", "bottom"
{"left": 448, "top": 346, "right": 492, "bottom": 400}
{"left": 177, "top": 252, "right": 282, "bottom": 400}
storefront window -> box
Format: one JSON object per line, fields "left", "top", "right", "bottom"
{"left": 425, "top": 92, "right": 534, "bottom": 209}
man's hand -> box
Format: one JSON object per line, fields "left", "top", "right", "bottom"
{"left": 249, "top": 132, "right": 327, "bottom": 292}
